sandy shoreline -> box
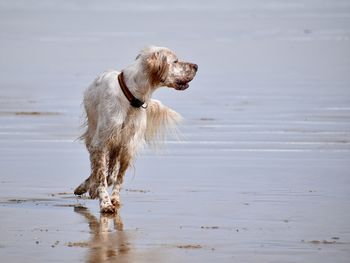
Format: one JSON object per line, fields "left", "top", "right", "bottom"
{"left": 1, "top": 0, "right": 350, "bottom": 262}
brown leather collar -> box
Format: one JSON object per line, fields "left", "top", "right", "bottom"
{"left": 118, "top": 72, "right": 146, "bottom": 108}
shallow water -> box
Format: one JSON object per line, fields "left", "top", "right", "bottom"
{"left": 1, "top": 0, "right": 350, "bottom": 262}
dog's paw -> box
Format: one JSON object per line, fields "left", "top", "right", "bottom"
{"left": 74, "top": 184, "right": 88, "bottom": 196}
{"left": 111, "top": 198, "right": 121, "bottom": 209}
{"left": 100, "top": 204, "right": 115, "bottom": 214}
{"left": 111, "top": 193, "right": 121, "bottom": 209}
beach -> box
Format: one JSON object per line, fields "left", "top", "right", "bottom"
{"left": 0, "top": 1, "right": 350, "bottom": 262}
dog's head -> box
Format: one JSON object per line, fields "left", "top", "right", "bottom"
{"left": 137, "top": 46, "right": 198, "bottom": 90}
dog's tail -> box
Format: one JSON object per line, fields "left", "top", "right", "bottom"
{"left": 145, "top": 99, "right": 182, "bottom": 147}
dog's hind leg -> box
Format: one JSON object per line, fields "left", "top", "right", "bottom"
{"left": 73, "top": 143, "right": 97, "bottom": 196}
{"left": 110, "top": 149, "right": 132, "bottom": 209}
{"left": 74, "top": 123, "right": 96, "bottom": 196}
{"left": 89, "top": 148, "right": 115, "bottom": 213}
{"left": 107, "top": 147, "right": 120, "bottom": 187}
{"left": 74, "top": 177, "right": 91, "bottom": 195}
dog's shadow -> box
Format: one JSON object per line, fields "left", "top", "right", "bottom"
{"left": 74, "top": 206, "right": 132, "bottom": 262}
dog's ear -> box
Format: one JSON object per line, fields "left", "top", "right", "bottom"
{"left": 146, "top": 51, "right": 169, "bottom": 86}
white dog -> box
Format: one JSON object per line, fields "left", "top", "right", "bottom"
{"left": 74, "top": 46, "right": 198, "bottom": 213}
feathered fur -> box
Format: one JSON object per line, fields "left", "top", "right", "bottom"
{"left": 74, "top": 46, "right": 197, "bottom": 213}
{"left": 145, "top": 99, "right": 182, "bottom": 146}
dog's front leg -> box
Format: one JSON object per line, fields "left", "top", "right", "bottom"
{"left": 89, "top": 149, "right": 115, "bottom": 213}
{"left": 111, "top": 149, "right": 132, "bottom": 209}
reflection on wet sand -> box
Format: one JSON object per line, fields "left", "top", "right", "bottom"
{"left": 74, "top": 207, "right": 131, "bottom": 263}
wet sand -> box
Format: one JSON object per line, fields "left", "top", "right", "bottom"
{"left": 1, "top": 1, "right": 350, "bottom": 262}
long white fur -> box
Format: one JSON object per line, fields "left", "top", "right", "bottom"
{"left": 75, "top": 46, "right": 197, "bottom": 213}
{"left": 145, "top": 99, "right": 182, "bottom": 147}
{"left": 81, "top": 70, "right": 182, "bottom": 154}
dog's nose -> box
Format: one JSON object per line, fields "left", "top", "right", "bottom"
{"left": 192, "top": 64, "right": 198, "bottom": 72}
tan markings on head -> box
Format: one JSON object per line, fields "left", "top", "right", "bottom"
{"left": 145, "top": 51, "right": 170, "bottom": 86}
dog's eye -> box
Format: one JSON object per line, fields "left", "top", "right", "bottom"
{"left": 174, "top": 60, "right": 178, "bottom": 64}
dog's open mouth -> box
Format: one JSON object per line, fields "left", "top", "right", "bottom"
{"left": 174, "top": 80, "right": 191, "bottom": 90}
